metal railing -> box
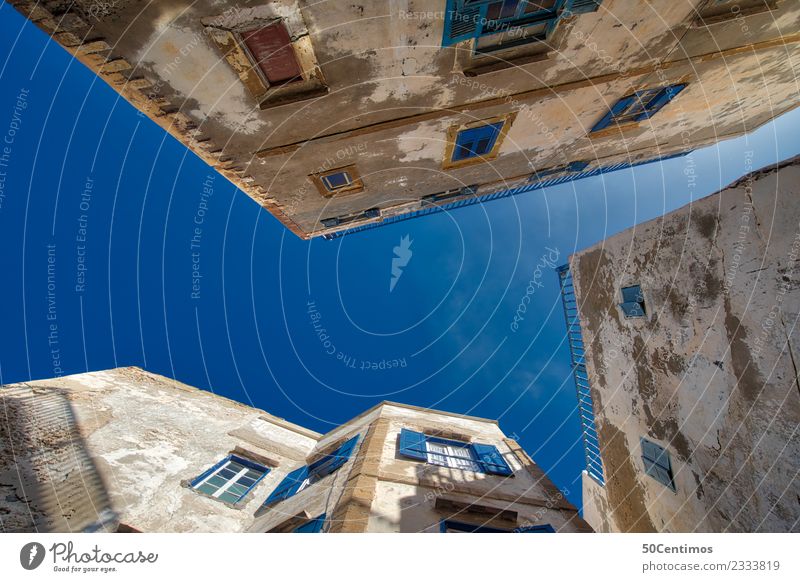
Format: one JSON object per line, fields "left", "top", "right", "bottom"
{"left": 323, "top": 150, "right": 691, "bottom": 240}
{"left": 557, "top": 263, "right": 605, "bottom": 486}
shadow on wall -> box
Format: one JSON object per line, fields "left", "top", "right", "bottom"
{"left": 0, "top": 384, "right": 117, "bottom": 532}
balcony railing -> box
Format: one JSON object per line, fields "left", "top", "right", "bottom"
{"left": 323, "top": 150, "right": 691, "bottom": 240}
{"left": 557, "top": 263, "right": 605, "bottom": 486}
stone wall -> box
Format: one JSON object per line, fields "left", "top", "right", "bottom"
{"left": 2, "top": 368, "right": 587, "bottom": 532}
{"left": 10, "top": 1, "right": 800, "bottom": 236}
{"left": 0, "top": 367, "right": 318, "bottom": 532}
{"left": 573, "top": 156, "right": 800, "bottom": 532}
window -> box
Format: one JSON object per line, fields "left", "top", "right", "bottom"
{"left": 312, "top": 165, "right": 364, "bottom": 197}
{"left": 591, "top": 84, "right": 687, "bottom": 133}
{"left": 398, "top": 428, "right": 513, "bottom": 475}
{"left": 641, "top": 438, "right": 676, "bottom": 490}
{"left": 444, "top": 114, "right": 515, "bottom": 169}
{"left": 453, "top": 122, "right": 503, "bottom": 161}
{"left": 262, "top": 435, "right": 359, "bottom": 506}
{"left": 696, "top": 0, "right": 778, "bottom": 25}
{"left": 619, "top": 285, "right": 646, "bottom": 318}
{"left": 293, "top": 514, "right": 326, "bottom": 533}
{"left": 240, "top": 22, "right": 302, "bottom": 86}
{"left": 440, "top": 520, "right": 555, "bottom": 532}
{"left": 427, "top": 440, "right": 483, "bottom": 472}
{"left": 442, "top": 0, "right": 601, "bottom": 47}
{"left": 206, "top": 16, "right": 328, "bottom": 110}
{"left": 190, "top": 455, "right": 269, "bottom": 504}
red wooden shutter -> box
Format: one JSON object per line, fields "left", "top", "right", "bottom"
{"left": 241, "top": 21, "right": 302, "bottom": 85}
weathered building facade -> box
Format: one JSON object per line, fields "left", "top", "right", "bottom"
{"left": 562, "top": 156, "right": 800, "bottom": 532}
{"left": 0, "top": 367, "right": 589, "bottom": 533}
{"left": 10, "top": 1, "right": 800, "bottom": 238}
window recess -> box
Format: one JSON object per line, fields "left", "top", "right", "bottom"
{"left": 619, "top": 285, "right": 646, "bottom": 318}
{"left": 443, "top": 113, "right": 516, "bottom": 170}
{"left": 311, "top": 165, "right": 365, "bottom": 197}
{"left": 261, "top": 435, "right": 360, "bottom": 506}
{"left": 398, "top": 428, "right": 513, "bottom": 476}
{"left": 591, "top": 84, "right": 687, "bottom": 134}
{"left": 190, "top": 455, "right": 269, "bottom": 504}
{"left": 205, "top": 17, "right": 328, "bottom": 110}
{"left": 641, "top": 438, "right": 676, "bottom": 491}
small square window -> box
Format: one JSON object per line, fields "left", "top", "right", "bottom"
{"left": 312, "top": 165, "right": 364, "bottom": 197}
{"left": 453, "top": 122, "right": 503, "bottom": 161}
{"left": 444, "top": 114, "right": 515, "bottom": 169}
{"left": 322, "top": 171, "right": 352, "bottom": 191}
{"left": 191, "top": 455, "right": 269, "bottom": 504}
{"left": 620, "top": 285, "right": 646, "bottom": 318}
{"left": 641, "top": 438, "right": 675, "bottom": 490}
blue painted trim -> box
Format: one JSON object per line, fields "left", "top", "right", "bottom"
{"left": 293, "top": 514, "right": 326, "bottom": 533}
{"left": 189, "top": 456, "right": 229, "bottom": 488}
{"left": 453, "top": 122, "right": 503, "bottom": 161}
{"left": 442, "top": 0, "right": 571, "bottom": 47}
{"left": 262, "top": 435, "right": 361, "bottom": 506}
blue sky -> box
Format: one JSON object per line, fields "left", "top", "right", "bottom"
{"left": 1, "top": 5, "right": 798, "bottom": 507}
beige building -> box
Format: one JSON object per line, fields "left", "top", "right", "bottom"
{"left": 560, "top": 156, "right": 800, "bottom": 532}
{"left": 10, "top": 1, "right": 800, "bottom": 238}
{"left": 0, "top": 367, "right": 589, "bottom": 533}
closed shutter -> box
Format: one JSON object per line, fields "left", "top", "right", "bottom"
{"left": 591, "top": 94, "right": 634, "bottom": 132}
{"left": 472, "top": 443, "right": 513, "bottom": 476}
{"left": 636, "top": 84, "right": 687, "bottom": 121}
{"left": 398, "top": 428, "right": 428, "bottom": 461}
{"left": 641, "top": 438, "right": 675, "bottom": 490}
{"left": 262, "top": 465, "right": 309, "bottom": 506}
{"left": 565, "top": 0, "right": 602, "bottom": 14}
{"left": 443, "top": 3, "right": 483, "bottom": 46}
{"left": 241, "top": 21, "right": 302, "bottom": 85}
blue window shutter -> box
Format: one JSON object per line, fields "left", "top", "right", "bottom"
{"left": 621, "top": 285, "right": 642, "bottom": 303}
{"left": 293, "top": 514, "right": 325, "bottom": 533}
{"left": 472, "top": 443, "right": 513, "bottom": 476}
{"left": 263, "top": 465, "right": 309, "bottom": 506}
{"left": 453, "top": 122, "right": 503, "bottom": 161}
{"left": 443, "top": 2, "right": 484, "bottom": 46}
{"left": 620, "top": 301, "right": 645, "bottom": 317}
{"left": 565, "top": 0, "right": 602, "bottom": 15}
{"left": 591, "top": 94, "right": 633, "bottom": 132}
{"left": 324, "top": 434, "right": 360, "bottom": 473}
{"left": 398, "top": 428, "right": 427, "bottom": 461}
{"left": 635, "top": 84, "right": 687, "bottom": 121}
